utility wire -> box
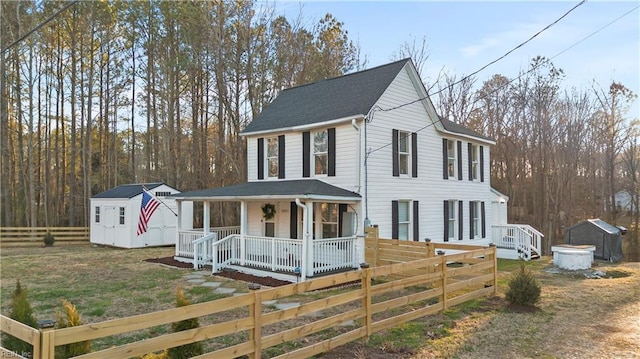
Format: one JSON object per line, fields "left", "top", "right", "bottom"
{"left": 367, "top": 2, "right": 638, "bottom": 156}
{"left": 1, "top": 1, "right": 79, "bottom": 55}
{"left": 378, "top": 0, "right": 587, "bottom": 113}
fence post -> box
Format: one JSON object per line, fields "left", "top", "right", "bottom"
{"left": 439, "top": 252, "right": 447, "bottom": 311}
{"left": 360, "top": 263, "right": 372, "bottom": 340}
{"left": 489, "top": 243, "right": 498, "bottom": 294}
{"left": 248, "top": 284, "right": 262, "bottom": 359}
{"left": 371, "top": 226, "right": 379, "bottom": 268}
{"left": 425, "top": 239, "right": 434, "bottom": 273}
{"left": 38, "top": 319, "right": 55, "bottom": 359}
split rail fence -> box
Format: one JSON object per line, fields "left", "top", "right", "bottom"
{"left": 0, "top": 227, "right": 89, "bottom": 247}
{"left": 0, "top": 226, "right": 497, "bottom": 359}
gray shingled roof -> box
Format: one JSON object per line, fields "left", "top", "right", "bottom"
{"left": 241, "top": 59, "right": 411, "bottom": 134}
{"left": 92, "top": 183, "right": 166, "bottom": 199}
{"left": 171, "top": 180, "right": 361, "bottom": 201}
{"left": 440, "top": 117, "right": 494, "bottom": 142}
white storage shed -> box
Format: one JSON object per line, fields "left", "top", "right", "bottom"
{"left": 90, "top": 183, "right": 192, "bottom": 248}
{"left": 491, "top": 187, "right": 509, "bottom": 225}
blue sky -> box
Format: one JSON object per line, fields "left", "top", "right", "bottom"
{"left": 274, "top": 1, "right": 640, "bottom": 120}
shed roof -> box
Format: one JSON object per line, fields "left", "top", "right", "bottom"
{"left": 567, "top": 218, "right": 621, "bottom": 234}
{"left": 92, "top": 183, "right": 168, "bottom": 199}
{"left": 171, "top": 180, "right": 361, "bottom": 202}
{"left": 439, "top": 117, "right": 494, "bottom": 142}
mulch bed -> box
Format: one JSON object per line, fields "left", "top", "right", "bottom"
{"left": 144, "top": 256, "right": 290, "bottom": 287}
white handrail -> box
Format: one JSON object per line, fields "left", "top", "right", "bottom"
{"left": 193, "top": 232, "right": 217, "bottom": 269}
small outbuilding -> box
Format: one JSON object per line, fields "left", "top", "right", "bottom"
{"left": 90, "top": 183, "right": 192, "bottom": 248}
{"left": 564, "top": 219, "right": 624, "bottom": 262}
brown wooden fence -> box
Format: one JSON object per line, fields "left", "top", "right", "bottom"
{"left": 0, "top": 227, "right": 497, "bottom": 359}
{"left": 0, "top": 227, "right": 89, "bottom": 247}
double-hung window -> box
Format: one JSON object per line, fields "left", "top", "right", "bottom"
{"left": 448, "top": 201, "right": 456, "bottom": 240}
{"left": 470, "top": 144, "right": 479, "bottom": 181}
{"left": 314, "top": 130, "right": 328, "bottom": 175}
{"left": 397, "top": 201, "right": 410, "bottom": 240}
{"left": 447, "top": 140, "right": 456, "bottom": 179}
{"left": 471, "top": 201, "right": 481, "bottom": 239}
{"left": 119, "top": 207, "right": 125, "bottom": 225}
{"left": 95, "top": 206, "right": 100, "bottom": 223}
{"left": 398, "top": 131, "right": 410, "bottom": 175}
{"left": 320, "top": 203, "right": 338, "bottom": 238}
{"left": 266, "top": 137, "right": 279, "bottom": 178}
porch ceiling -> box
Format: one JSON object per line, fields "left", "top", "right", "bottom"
{"left": 171, "top": 179, "right": 361, "bottom": 202}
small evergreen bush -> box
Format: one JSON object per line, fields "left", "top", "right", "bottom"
{"left": 43, "top": 232, "right": 55, "bottom": 246}
{"left": 167, "top": 288, "right": 203, "bottom": 359}
{"left": 505, "top": 263, "right": 541, "bottom": 307}
{"left": 56, "top": 299, "right": 92, "bottom": 358}
{"left": 2, "top": 280, "right": 38, "bottom": 356}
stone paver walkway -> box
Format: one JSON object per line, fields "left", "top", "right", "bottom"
{"left": 180, "top": 271, "right": 307, "bottom": 314}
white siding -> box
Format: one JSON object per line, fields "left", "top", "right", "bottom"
{"left": 363, "top": 66, "right": 493, "bottom": 244}
{"left": 90, "top": 184, "right": 182, "bottom": 248}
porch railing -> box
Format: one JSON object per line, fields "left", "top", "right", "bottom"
{"left": 492, "top": 224, "right": 544, "bottom": 260}
{"left": 191, "top": 234, "right": 357, "bottom": 277}
{"left": 193, "top": 232, "right": 217, "bottom": 270}
{"left": 313, "top": 237, "right": 358, "bottom": 274}
{"left": 211, "top": 235, "right": 242, "bottom": 272}
{"left": 176, "top": 226, "right": 241, "bottom": 259}
{"left": 244, "top": 235, "right": 304, "bottom": 273}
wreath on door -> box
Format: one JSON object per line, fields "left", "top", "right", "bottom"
{"left": 261, "top": 203, "right": 276, "bottom": 220}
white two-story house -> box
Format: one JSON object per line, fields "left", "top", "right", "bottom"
{"left": 172, "top": 59, "right": 542, "bottom": 281}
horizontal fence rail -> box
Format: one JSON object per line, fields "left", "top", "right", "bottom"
{"left": 0, "top": 230, "right": 497, "bottom": 359}
{"left": 0, "top": 227, "right": 89, "bottom": 247}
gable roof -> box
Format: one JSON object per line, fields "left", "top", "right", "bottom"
{"left": 241, "top": 59, "right": 411, "bottom": 135}
{"left": 171, "top": 180, "right": 361, "bottom": 202}
{"left": 92, "top": 183, "right": 168, "bottom": 199}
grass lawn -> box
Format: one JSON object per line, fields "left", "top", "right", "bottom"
{"left": 1, "top": 244, "right": 639, "bottom": 358}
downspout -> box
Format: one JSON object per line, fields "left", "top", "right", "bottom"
{"left": 295, "top": 198, "right": 308, "bottom": 281}
{"left": 352, "top": 118, "right": 362, "bottom": 235}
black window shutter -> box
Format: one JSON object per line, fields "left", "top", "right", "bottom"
{"left": 302, "top": 132, "right": 310, "bottom": 177}
{"left": 391, "top": 200, "right": 399, "bottom": 239}
{"left": 481, "top": 201, "right": 486, "bottom": 238}
{"left": 458, "top": 200, "right": 463, "bottom": 240}
{"left": 257, "top": 137, "right": 264, "bottom": 180}
{"left": 480, "top": 145, "right": 485, "bottom": 182}
{"left": 457, "top": 140, "right": 463, "bottom": 180}
{"left": 290, "top": 202, "right": 298, "bottom": 239}
{"left": 413, "top": 201, "right": 419, "bottom": 241}
{"left": 411, "top": 132, "right": 418, "bottom": 178}
{"left": 328, "top": 128, "right": 336, "bottom": 177}
{"left": 392, "top": 129, "right": 399, "bottom": 177}
{"left": 468, "top": 143, "right": 473, "bottom": 181}
{"left": 469, "top": 202, "right": 474, "bottom": 239}
{"left": 338, "top": 203, "right": 347, "bottom": 237}
{"left": 442, "top": 139, "right": 448, "bottom": 179}
{"left": 278, "top": 135, "right": 285, "bottom": 179}
{"left": 443, "top": 200, "right": 449, "bottom": 241}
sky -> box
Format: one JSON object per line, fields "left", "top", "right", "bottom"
{"left": 274, "top": 1, "right": 640, "bottom": 120}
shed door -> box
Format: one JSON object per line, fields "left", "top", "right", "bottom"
{"left": 103, "top": 206, "right": 116, "bottom": 245}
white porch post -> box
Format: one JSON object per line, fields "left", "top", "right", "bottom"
{"left": 240, "top": 200, "right": 247, "bottom": 266}
{"left": 203, "top": 201, "right": 210, "bottom": 234}
{"left": 305, "top": 202, "right": 314, "bottom": 278}
{"left": 175, "top": 200, "right": 182, "bottom": 257}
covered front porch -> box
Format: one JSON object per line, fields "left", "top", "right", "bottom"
{"left": 171, "top": 180, "right": 363, "bottom": 282}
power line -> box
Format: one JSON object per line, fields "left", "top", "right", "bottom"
{"left": 367, "top": 2, "right": 638, "bottom": 156}
{"left": 1, "top": 1, "right": 79, "bottom": 55}
{"left": 378, "top": 0, "right": 587, "bottom": 114}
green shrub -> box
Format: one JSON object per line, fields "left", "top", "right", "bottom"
{"left": 2, "top": 280, "right": 38, "bottom": 356}
{"left": 167, "top": 288, "right": 203, "bottom": 359}
{"left": 505, "top": 263, "right": 541, "bottom": 307}
{"left": 56, "top": 299, "right": 92, "bottom": 358}
{"left": 43, "top": 232, "right": 55, "bottom": 246}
